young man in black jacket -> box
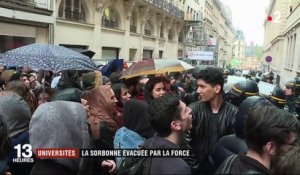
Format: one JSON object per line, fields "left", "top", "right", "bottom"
{"left": 184, "top": 67, "right": 238, "bottom": 174}
{"left": 215, "top": 105, "right": 298, "bottom": 174}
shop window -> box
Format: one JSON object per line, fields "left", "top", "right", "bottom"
{"left": 0, "top": 35, "right": 35, "bottom": 53}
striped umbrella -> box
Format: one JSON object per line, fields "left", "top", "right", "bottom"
{"left": 121, "top": 59, "right": 194, "bottom": 79}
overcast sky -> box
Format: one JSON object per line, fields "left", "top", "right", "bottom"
{"left": 221, "top": 0, "right": 270, "bottom": 46}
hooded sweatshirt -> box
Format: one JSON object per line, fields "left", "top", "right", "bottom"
{"left": 29, "top": 101, "right": 91, "bottom": 174}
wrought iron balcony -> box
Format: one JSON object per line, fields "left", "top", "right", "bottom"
{"left": 144, "top": 0, "right": 184, "bottom": 19}
{"left": 102, "top": 19, "right": 118, "bottom": 28}
{"left": 130, "top": 25, "right": 137, "bottom": 33}
{"left": 64, "top": 9, "right": 86, "bottom": 22}
{"left": 1, "top": 0, "right": 36, "bottom": 6}
{"left": 144, "top": 29, "right": 152, "bottom": 36}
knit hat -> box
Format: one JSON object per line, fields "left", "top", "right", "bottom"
{"left": 1, "top": 70, "right": 15, "bottom": 84}
{"left": 82, "top": 71, "right": 103, "bottom": 90}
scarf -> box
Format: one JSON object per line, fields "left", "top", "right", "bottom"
{"left": 83, "top": 85, "right": 118, "bottom": 139}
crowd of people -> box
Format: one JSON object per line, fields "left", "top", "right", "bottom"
{"left": 0, "top": 64, "right": 299, "bottom": 175}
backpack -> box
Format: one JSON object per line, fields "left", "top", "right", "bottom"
{"left": 117, "top": 140, "right": 152, "bottom": 175}
{"left": 114, "top": 127, "right": 146, "bottom": 168}
{"left": 117, "top": 154, "right": 152, "bottom": 175}
{"left": 215, "top": 155, "right": 238, "bottom": 174}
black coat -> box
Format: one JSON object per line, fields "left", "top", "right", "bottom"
{"left": 211, "top": 96, "right": 272, "bottom": 169}
{"left": 184, "top": 101, "right": 238, "bottom": 174}
{"left": 211, "top": 134, "right": 247, "bottom": 168}
{"left": 286, "top": 96, "right": 300, "bottom": 117}
{"left": 146, "top": 135, "right": 191, "bottom": 175}
{"left": 215, "top": 154, "right": 272, "bottom": 174}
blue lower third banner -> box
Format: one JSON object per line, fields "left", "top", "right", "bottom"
{"left": 80, "top": 149, "right": 191, "bottom": 157}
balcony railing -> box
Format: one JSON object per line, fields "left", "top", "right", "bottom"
{"left": 64, "top": 9, "right": 86, "bottom": 22}
{"left": 130, "top": 25, "right": 137, "bottom": 33}
{"left": 102, "top": 19, "right": 118, "bottom": 28}
{"left": 144, "top": 29, "right": 152, "bottom": 36}
{"left": 160, "top": 31, "right": 164, "bottom": 38}
{"left": 1, "top": 0, "right": 36, "bottom": 6}
{"left": 144, "top": 0, "right": 184, "bottom": 19}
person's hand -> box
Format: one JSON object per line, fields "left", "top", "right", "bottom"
{"left": 101, "top": 159, "right": 116, "bottom": 174}
{"left": 81, "top": 98, "right": 90, "bottom": 117}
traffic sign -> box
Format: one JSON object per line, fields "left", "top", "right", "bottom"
{"left": 265, "top": 56, "right": 272, "bottom": 63}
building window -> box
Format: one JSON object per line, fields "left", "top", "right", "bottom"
{"left": 289, "top": 36, "right": 293, "bottom": 68}
{"left": 159, "top": 50, "right": 163, "bottom": 58}
{"left": 285, "top": 40, "right": 288, "bottom": 67}
{"left": 291, "top": 34, "right": 296, "bottom": 68}
{"left": 178, "top": 30, "right": 184, "bottom": 43}
{"left": 129, "top": 49, "right": 137, "bottom": 61}
{"left": 286, "top": 35, "right": 294, "bottom": 69}
{"left": 144, "top": 20, "right": 152, "bottom": 36}
{"left": 130, "top": 12, "right": 137, "bottom": 33}
{"left": 102, "top": 47, "right": 120, "bottom": 60}
{"left": 160, "top": 23, "right": 164, "bottom": 38}
{"left": 178, "top": 50, "right": 183, "bottom": 58}
{"left": 102, "top": 7, "right": 119, "bottom": 29}
{"left": 59, "top": 44, "right": 87, "bottom": 52}
{"left": 143, "top": 49, "right": 153, "bottom": 59}
{"left": 58, "top": 0, "right": 86, "bottom": 22}
{"left": 168, "top": 29, "right": 173, "bottom": 41}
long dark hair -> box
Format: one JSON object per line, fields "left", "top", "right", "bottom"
{"left": 0, "top": 116, "right": 11, "bottom": 159}
{"left": 144, "top": 77, "right": 165, "bottom": 104}
{"left": 111, "top": 83, "right": 128, "bottom": 107}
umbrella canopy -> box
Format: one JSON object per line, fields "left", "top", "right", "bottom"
{"left": 79, "top": 49, "right": 95, "bottom": 58}
{"left": 121, "top": 58, "right": 194, "bottom": 79}
{"left": 0, "top": 44, "right": 97, "bottom": 73}
{"left": 101, "top": 59, "right": 124, "bottom": 77}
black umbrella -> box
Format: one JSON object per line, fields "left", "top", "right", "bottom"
{"left": 80, "top": 49, "right": 95, "bottom": 59}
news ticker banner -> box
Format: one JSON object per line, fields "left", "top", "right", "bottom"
{"left": 13, "top": 144, "right": 191, "bottom": 163}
